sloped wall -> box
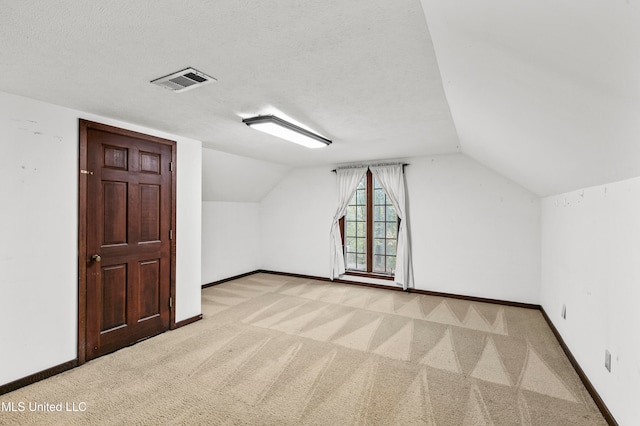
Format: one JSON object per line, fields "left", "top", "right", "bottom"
{"left": 201, "top": 149, "right": 290, "bottom": 203}
{"left": 420, "top": 0, "right": 640, "bottom": 196}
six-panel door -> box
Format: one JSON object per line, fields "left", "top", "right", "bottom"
{"left": 85, "top": 128, "right": 172, "bottom": 359}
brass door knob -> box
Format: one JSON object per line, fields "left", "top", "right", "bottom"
{"left": 91, "top": 254, "right": 102, "bottom": 263}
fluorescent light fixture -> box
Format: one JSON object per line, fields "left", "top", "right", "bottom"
{"left": 242, "top": 115, "right": 331, "bottom": 149}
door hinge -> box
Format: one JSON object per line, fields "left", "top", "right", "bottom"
{"left": 169, "top": 297, "right": 173, "bottom": 309}
{"left": 169, "top": 162, "right": 174, "bottom": 172}
{"left": 169, "top": 229, "right": 173, "bottom": 240}
{"left": 80, "top": 169, "right": 94, "bottom": 175}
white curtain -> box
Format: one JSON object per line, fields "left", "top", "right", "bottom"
{"left": 329, "top": 167, "right": 368, "bottom": 279}
{"left": 370, "top": 165, "right": 413, "bottom": 290}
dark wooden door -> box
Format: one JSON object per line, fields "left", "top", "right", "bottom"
{"left": 81, "top": 121, "right": 174, "bottom": 361}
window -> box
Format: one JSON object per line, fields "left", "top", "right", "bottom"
{"left": 340, "top": 170, "right": 398, "bottom": 277}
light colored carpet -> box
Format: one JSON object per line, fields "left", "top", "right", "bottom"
{"left": 1, "top": 273, "right": 606, "bottom": 425}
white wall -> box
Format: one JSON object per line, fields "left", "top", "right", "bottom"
{"left": 541, "top": 178, "right": 640, "bottom": 425}
{"left": 260, "top": 166, "right": 336, "bottom": 278}
{"left": 175, "top": 139, "right": 202, "bottom": 323}
{"left": 407, "top": 155, "right": 540, "bottom": 303}
{"left": 0, "top": 91, "right": 202, "bottom": 386}
{"left": 260, "top": 154, "right": 540, "bottom": 303}
{"left": 202, "top": 201, "right": 260, "bottom": 284}
{"left": 200, "top": 148, "right": 289, "bottom": 284}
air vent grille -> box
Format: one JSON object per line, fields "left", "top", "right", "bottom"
{"left": 151, "top": 67, "right": 216, "bottom": 92}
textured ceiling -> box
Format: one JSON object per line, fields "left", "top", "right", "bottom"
{"left": 0, "top": 0, "right": 459, "bottom": 168}
{"left": 2, "top": 1, "right": 639, "bottom": 196}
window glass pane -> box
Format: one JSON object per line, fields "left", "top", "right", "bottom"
{"left": 374, "top": 188, "right": 385, "bottom": 205}
{"left": 386, "top": 256, "right": 396, "bottom": 273}
{"left": 386, "top": 240, "right": 397, "bottom": 256}
{"left": 346, "top": 221, "right": 356, "bottom": 237}
{"left": 345, "top": 237, "right": 356, "bottom": 253}
{"left": 356, "top": 206, "right": 366, "bottom": 221}
{"left": 386, "top": 222, "right": 397, "bottom": 239}
{"left": 346, "top": 206, "right": 356, "bottom": 221}
{"left": 356, "top": 254, "right": 366, "bottom": 270}
{"left": 373, "top": 238, "right": 385, "bottom": 254}
{"left": 386, "top": 206, "right": 397, "bottom": 223}
{"left": 349, "top": 191, "right": 357, "bottom": 205}
{"left": 373, "top": 205, "right": 385, "bottom": 221}
{"left": 356, "top": 189, "right": 366, "bottom": 205}
{"left": 374, "top": 178, "right": 382, "bottom": 189}
{"left": 374, "top": 222, "right": 385, "bottom": 238}
{"left": 357, "top": 178, "right": 366, "bottom": 190}
{"left": 373, "top": 255, "right": 385, "bottom": 272}
{"left": 346, "top": 253, "right": 357, "bottom": 269}
{"left": 356, "top": 238, "right": 365, "bottom": 253}
{"left": 356, "top": 222, "right": 365, "bottom": 237}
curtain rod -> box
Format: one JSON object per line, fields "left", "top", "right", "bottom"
{"left": 331, "top": 162, "right": 409, "bottom": 173}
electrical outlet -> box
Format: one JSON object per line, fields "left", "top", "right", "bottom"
{"left": 605, "top": 350, "right": 611, "bottom": 372}
{"left": 561, "top": 304, "right": 566, "bottom": 319}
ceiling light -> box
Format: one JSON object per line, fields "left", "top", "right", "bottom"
{"left": 242, "top": 115, "right": 332, "bottom": 149}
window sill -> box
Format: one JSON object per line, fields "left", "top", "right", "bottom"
{"left": 344, "top": 271, "right": 395, "bottom": 281}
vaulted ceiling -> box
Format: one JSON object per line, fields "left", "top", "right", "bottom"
{"left": 420, "top": 0, "right": 640, "bottom": 195}
{"left": 2, "top": 1, "right": 639, "bottom": 196}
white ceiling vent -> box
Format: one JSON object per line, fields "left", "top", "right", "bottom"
{"left": 151, "top": 67, "right": 216, "bottom": 92}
